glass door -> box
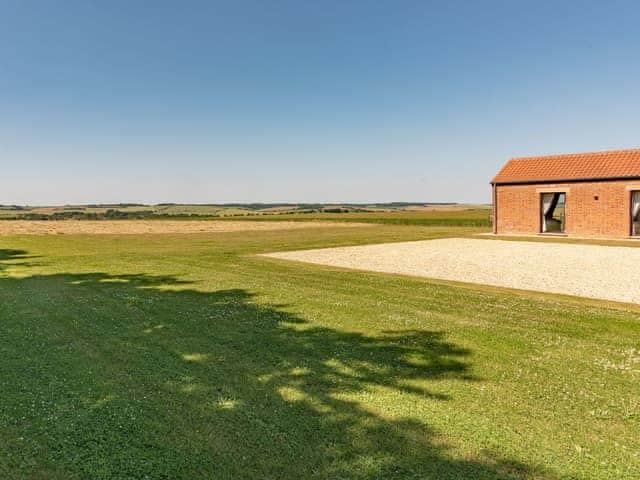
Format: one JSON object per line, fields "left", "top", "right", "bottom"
{"left": 632, "top": 191, "right": 640, "bottom": 236}
{"left": 541, "top": 192, "right": 566, "bottom": 233}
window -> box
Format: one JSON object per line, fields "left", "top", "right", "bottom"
{"left": 541, "top": 192, "right": 566, "bottom": 233}
{"left": 632, "top": 191, "right": 640, "bottom": 236}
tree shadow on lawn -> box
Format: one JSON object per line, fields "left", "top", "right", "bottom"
{"left": 0, "top": 249, "right": 28, "bottom": 261}
{"left": 0, "top": 249, "right": 560, "bottom": 479}
{"left": 0, "top": 248, "right": 38, "bottom": 270}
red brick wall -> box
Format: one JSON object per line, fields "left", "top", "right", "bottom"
{"left": 494, "top": 180, "right": 640, "bottom": 238}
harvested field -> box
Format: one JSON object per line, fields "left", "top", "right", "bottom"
{"left": 0, "top": 220, "right": 370, "bottom": 235}
{"left": 265, "top": 238, "right": 640, "bottom": 304}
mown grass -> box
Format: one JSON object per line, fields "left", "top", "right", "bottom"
{"left": 0, "top": 224, "right": 638, "bottom": 479}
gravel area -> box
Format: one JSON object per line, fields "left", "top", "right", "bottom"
{"left": 0, "top": 220, "right": 370, "bottom": 235}
{"left": 265, "top": 238, "right": 640, "bottom": 304}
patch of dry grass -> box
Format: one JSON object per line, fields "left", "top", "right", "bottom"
{"left": 0, "top": 220, "right": 371, "bottom": 235}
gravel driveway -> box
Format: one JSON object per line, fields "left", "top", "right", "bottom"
{"left": 264, "top": 238, "right": 640, "bottom": 304}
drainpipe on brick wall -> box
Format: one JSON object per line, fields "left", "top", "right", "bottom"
{"left": 492, "top": 183, "right": 497, "bottom": 234}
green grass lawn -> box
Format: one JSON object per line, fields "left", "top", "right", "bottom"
{"left": 0, "top": 225, "right": 638, "bottom": 479}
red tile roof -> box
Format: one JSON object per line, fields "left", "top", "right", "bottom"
{"left": 491, "top": 149, "right": 640, "bottom": 184}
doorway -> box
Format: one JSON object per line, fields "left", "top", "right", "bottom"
{"left": 632, "top": 191, "right": 640, "bottom": 236}
{"left": 541, "top": 192, "right": 566, "bottom": 233}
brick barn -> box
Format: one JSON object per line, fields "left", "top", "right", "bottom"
{"left": 491, "top": 149, "right": 640, "bottom": 238}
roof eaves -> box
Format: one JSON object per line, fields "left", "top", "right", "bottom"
{"left": 492, "top": 175, "right": 640, "bottom": 186}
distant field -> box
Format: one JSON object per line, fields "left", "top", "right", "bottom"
{"left": 235, "top": 209, "right": 492, "bottom": 227}
{"left": 0, "top": 204, "right": 492, "bottom": 227}
{"left": 153, "top": 205, "right": 250, "bottom": 216}
{"left": 0, "top": 220, "right": 371, "bottom": 235}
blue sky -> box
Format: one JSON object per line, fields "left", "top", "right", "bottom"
{"left": 1, "top": 0, "right": 639, "bottom": 205}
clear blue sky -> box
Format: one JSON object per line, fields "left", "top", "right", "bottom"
{"left": 2, "top": 0, "right": 639, "bottom": 205}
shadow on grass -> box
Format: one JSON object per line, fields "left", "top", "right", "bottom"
{"left": 0, "top": 249, "right": 558, "bottom": 479}
{"left": 0, "top": 248, "right": 34, "bottom": 269}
